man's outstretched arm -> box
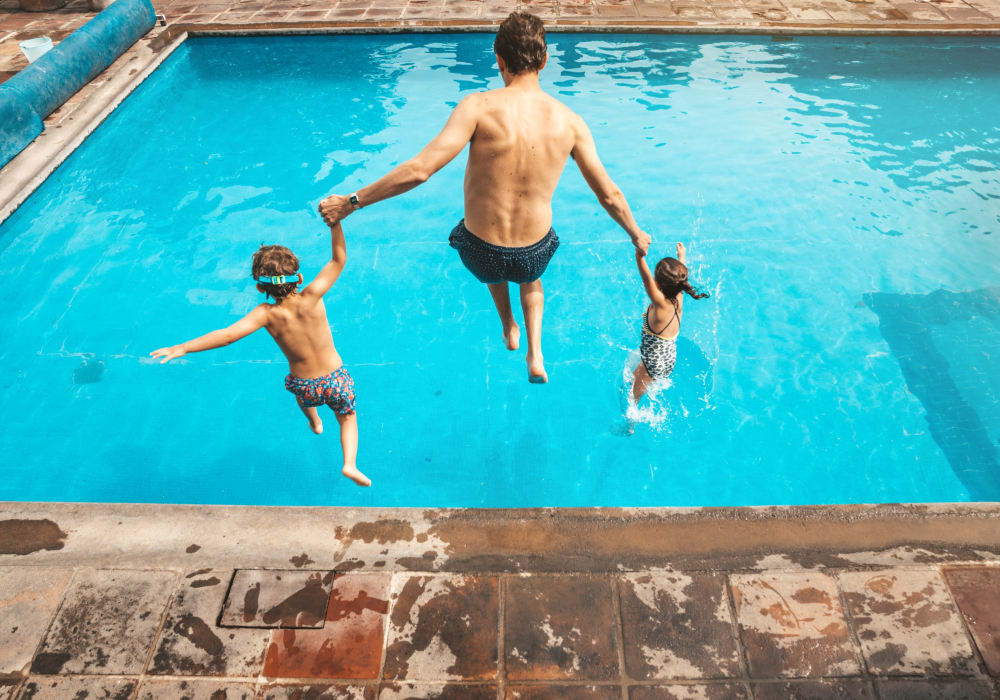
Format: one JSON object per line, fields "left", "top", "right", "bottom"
{"left": 570, "top": 116, "right": 651, "bottom": 254}
{"left": 319, "top": 95, "right": 480, "bottom": 225}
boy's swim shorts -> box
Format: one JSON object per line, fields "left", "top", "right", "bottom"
{"left": 285, "top": 367, "right": 356, "bottom": 415}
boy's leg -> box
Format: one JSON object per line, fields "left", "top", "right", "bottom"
{"left": 335, "top": 411, "right": 370, "bottom": 487}
{"left": 632, "top": 362, "right": 653, "bottom": 403}
{"left": 296, "top": 397, "right": 323, "bottom": 434}
{"left": 519, "top": 279, "right": 546, "bottom": 383}
{"left": 487, "top": 282, "right": 520, "bottom": 351}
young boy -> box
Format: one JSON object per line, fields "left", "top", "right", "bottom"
{"left": 151, "top": 222, "right": 370, "bottom": 487}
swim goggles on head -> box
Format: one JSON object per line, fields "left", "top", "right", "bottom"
{"left": 256, "top": 273, "right": 300, "bottom": 285}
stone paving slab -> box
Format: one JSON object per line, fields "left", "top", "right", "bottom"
{"left": 0, "top": 679, "right": 19, "bottom": 700}
{"left": 377, "top": 683, "right": 496, "bottom": 699}
{"left": 619, "top": 572, "right": 741, "bottom": 680}
{"left": 628, "top": 685, "right": 750, "bottom": 699}
{"left": 874, "top": 679, "right": 999, "bottom": 698}
{"left": 259, "top": 685, "right": 375, "bottom": 699}
{"left": 730, "top": 571, "right": 860, "bottom": 678}
{"left": 135, "top": 678, "right": 258, "bottom": 699}
{"left": 264, "top": 572, "right": 390, "bottom": 679}
{"left": 0, "top": 567, "right": 72, "bottom": 675}
{"left": 30, "top": 568, "right": 176, "bottom": 676}
{"left": 508, "top": 686, "right": 619, "bottom": 699}
{"left": 751, "top": 679, "right": 875, "bottom": 698}
{"left": 942, "top": 566, "right": 1000, "bottom": 677}
{"left": 383, "top": 575, "right": 498, "bottom": 681}
{"left": 148, "top": 568, "right": 270, "bottom": 677}
{"left": 18, "top": 676, "right": 137, "bottom": 699}
{"left": 839, "top": 569, "right": 979, "bottom": 677}
{"left": 221, "top": 569, "right": 336, "bottom": 629}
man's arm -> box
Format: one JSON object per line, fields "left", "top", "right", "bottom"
{"left": 301, "top": 220, "right": 347, "bottom": 301}
{"left": 150, "top": 305, "right": 268, "bottom": 364}
{"left": 570, "top": 116, "right": 650, "bottom": 253}
{"left": 319, "top": 95, "right": 481, "bottom": 226}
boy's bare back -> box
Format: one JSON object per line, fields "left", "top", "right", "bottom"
{"left": 261, "top": 295, "right": 343, "bottom": 380}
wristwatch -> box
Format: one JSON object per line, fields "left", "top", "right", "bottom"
{"left": 349, "top": 192, "right": 362, "bottom": 209}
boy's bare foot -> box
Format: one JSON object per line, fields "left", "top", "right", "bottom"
{"left": 342, "top": 464, "right": 371, "bottom": 487}
{"left": 307, "top": 414, "right": 323, "bottom": 434}
{"left": 527, "top": 352, "right": 548, "bottom": 384}
{"left": 503, "top": 322, "right": 520, "bottom": 351}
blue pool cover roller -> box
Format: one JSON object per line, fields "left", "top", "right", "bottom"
{"left": 0, "top": 0, "right": 155, "bottom": 167}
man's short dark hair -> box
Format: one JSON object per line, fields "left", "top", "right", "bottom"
{"left": 494, "top": 12, "right": 547, "bottom": 76}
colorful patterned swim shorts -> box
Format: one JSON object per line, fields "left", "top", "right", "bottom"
{"left": 284, "top": 367, "right": 356, "bottom": 415}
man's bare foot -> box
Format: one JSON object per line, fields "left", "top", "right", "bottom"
{"left": 503, "top": 322, "right": 520, "bottom": 351}
{"left": 307, "top": 415, "right": 323, "bottom": 434}
{"left": 527, "top": 352, "right": 548, "bottom": 384}
{"left": 342, "top": 464, "right": 371, "bottom": 487}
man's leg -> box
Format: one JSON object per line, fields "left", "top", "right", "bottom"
{"left": 519, "top": 279, "right": 547, "bottom": 383}
{"left": 488, "top": 282, "right": 520, "bottom": 351}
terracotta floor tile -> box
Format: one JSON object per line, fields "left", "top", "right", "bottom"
{"left": 221, "top": 569, "right": 335, "bottom": 629}
{"left": 261, "top": 685, "right": 376, "bottom": 699}
{"left": 31, "top": 568, "right": 175, "bottom": 675}
{"left": 730, "top": 572, "right": 860, "bottom": 678}
{"left": 264, "top": 572, "right": 390, "bottom": 679}
{"left": 377, "top": 684, "right": 497, "bottom": 699}
{"left": 874, "top": 680, "right": 997, "bottom": 699}
{"left": 148, "top": 569, "right": 269, "bottom": 677}
{"left": 620, "top": 572, "right": 740, "bottom": 681}
{"left": 629, "top": 686, "right": 750, "bottom": 700}
{"left": 136, "top": 679, "right": 257, "bottom": 699}
{"left": 504, "top": 575, "right": 618, "bottom": 681}
{"left": 942, "top": 567, "right": 1000, "bottom": 676}
{"left": 384, "top": 574, "right": 498, "bottom": 681}
{"left": 0, "top": 567, "right": 72, "bottom": 675}
{"left": 18, "top": 677, "right": 137, "bottom": 699}
{"left": 839, "top": 570, "right": 978, "bottom": 677}
{"left": 507, "top": 686, "right": 620, "bottom": 699}
{"left": 752, "top": 679, "right": 875, "bottom": 699}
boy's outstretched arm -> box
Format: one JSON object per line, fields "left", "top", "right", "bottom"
{"left": 150, "top": 305, "right": 268, "bottom": 364}
{"left": 301, "top": 220, "right": 347, "bottom": 301}
{"left": 635, "top": 248, "right": 668, "bottom": 307}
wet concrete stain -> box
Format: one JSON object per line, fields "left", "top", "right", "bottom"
{"left": 29, "top": 651, "right": 71, "bottom": 674}
{"left": 187, "top": 568, "right": 213, "bottom": 579}
{"left": 346, "top": 520, "right": 415, "bottom": 544}
{"left": 186, "top": 544, "right": 201, "bottom": 554}
{"left": 242, "top": 582, "right": 260, "bottom": 623}
{"left": 174, "top": 613, "right": 224, "bottom": 656}
{"left": 291, "top": 553, "right": 315, "bottom": 568}
{"left": 0, "top": 519, "right": 66, "bottom": 555}
{"left": 261, "top": 573, "right": 332, "bottom": 627}
{"left": 191, "top": 577, "right": 221, "bottom": 588}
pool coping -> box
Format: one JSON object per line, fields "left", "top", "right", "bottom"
{"left": 1, "top": 19, "right": 1000, "bottom": 225}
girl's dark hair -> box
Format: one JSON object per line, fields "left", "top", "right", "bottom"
{"left": 493, "top": 12, "right": 547, "bottom": 76}
{"left": 252, "top": 245, "right": 300, "bottom": 300}
{"left": 654, "top": 257, "right": 709, "bottom": 310}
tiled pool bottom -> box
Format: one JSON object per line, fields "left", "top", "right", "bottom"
{"left": 1, "top": 503, "right": 999, "bottom": 698}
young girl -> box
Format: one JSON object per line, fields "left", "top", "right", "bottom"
{"left": 632, "top": 241, "right": 709, "bottom": 403}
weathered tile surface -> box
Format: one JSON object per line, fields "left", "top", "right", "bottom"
{"left": 942, "top": 567, "right": 1000, "bottom": 676}
{"left": 383, "top": 574, "right": 498, "bottom": 681}
{"left": 149, "top": 568, "right": 269, "bottom": 677}
{"left": 620, "top": 572, "right": 740, "bottom": 680}
{"left": 505, "top": 575, "right": 618, "bottom": 681}
{"left": 30, "top": 568, "right": 175, "bottom": 675}
{"left": 874, "top": 679, "right": 997, "bottom": 699}
{"left": 629, "top": 686, "right": 750, "bottom": 699}
{"left": 19, "top": 677, "right": 137, "bottom": 699}
{"left": 221, "top": 569, "right": 335, "bottom": 628}
{"left": 507, "top": 686, "right": 619, "bottom": 699}
{"left": 264, "top": 572, "right": 390, "bottom": 679}
{"left": 751, "top": 679, "right": 875, "bottom": 699}
{"left": 259, "top": 685, "right": 375, "bottom": 700}
{"left": 0, "top": 679, "right": 20, "bottom": 700}
{"left": 0, "top": 567, "right": 72, "bottom": 674}
{"left": 730, "top": 572, "right": 859, "bottom": 678}
{"left": 840, "top": 570, "right": 978, "bottom": 676}
{"left": 136, "top": 679, "right": 257, "bottom": 699}
{"left": 377, "top": 683, "right": 497, "bottom": 699}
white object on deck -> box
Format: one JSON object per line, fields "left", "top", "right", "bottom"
{"left": 19, "top": 36, "right": 53, "bottom": 63}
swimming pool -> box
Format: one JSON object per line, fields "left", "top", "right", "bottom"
{"left": 0, "top": 33, "right": 997, "bottom": 507}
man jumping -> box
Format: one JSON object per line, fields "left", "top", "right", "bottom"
{"left": 319, "top": 12, "right": 651, "bottom": 383}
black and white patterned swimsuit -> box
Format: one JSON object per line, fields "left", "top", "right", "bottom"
{"left": 640, "top": 306, "right": 678, "bottom": 380}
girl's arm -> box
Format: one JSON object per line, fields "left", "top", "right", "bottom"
{"left": 150, "top": 305, "right": 268, "bottom": 364}
{"left": 635, "top": 248, "right": 668, "bottom": 306}
{"left": 301, "top": 220, "right": 347, "bottom": 301}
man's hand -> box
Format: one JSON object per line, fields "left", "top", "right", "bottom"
{"left": 635, "top": 246, "right": 646, "bottom": 260}
{"left": 632, "top": 230, "right": 651, "bottom": 255}
{"left": 319, "top": 194, "right": 354, "bottom": 227}
{"left": 150, "top": 345, "right": 186, "bottom": 364}
{"left": 676, "top": 241, "right": 686, "bottom": 263}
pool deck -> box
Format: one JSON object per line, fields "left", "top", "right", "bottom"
{"left": 1, "top": 503, "right": 1000, "bottom": 698}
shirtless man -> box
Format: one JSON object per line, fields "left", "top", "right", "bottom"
{"left": 319, "top": 12, "right": 651, "bottom": 383}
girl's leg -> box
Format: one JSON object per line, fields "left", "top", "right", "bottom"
{"left": 335, "top": 411, "right": 370, "bottom": 487}
{"left": 296, "top": 397, "right": 323, "bottom": 434}
{"left": 632, "top": 362, "right": 654, "bottom": 403}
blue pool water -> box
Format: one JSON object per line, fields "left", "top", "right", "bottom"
{"left": 1, "top": 34, "right": 998, "bottom": 506}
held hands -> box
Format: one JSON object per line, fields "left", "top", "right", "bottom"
{"left": 632, "top": 229, "right": 651, "bottom": 255}
{"left": 150, "top": 345, "right": 187, "bottom": 364}
{"left": 318, "top": 194, "right": 353, "bottom": 228}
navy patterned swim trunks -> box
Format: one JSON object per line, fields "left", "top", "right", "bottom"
{"left": 284, "top": 367, "right": 356, "bottom": 415}
{"left": 448, "top": 219, "right": 559, "bottom": 285}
